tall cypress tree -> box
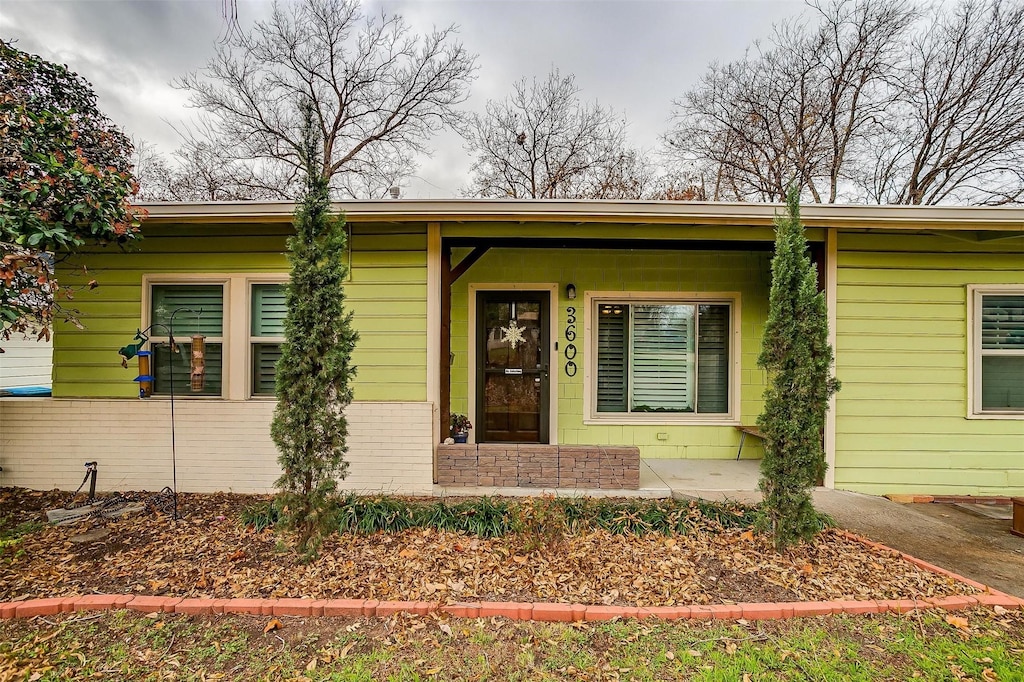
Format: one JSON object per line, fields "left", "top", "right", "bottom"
{"left": 271, "top": 103, "right": 358, "bottom": 553}
{"left": 757, "top": 186, "right": 840, "bottom": 550}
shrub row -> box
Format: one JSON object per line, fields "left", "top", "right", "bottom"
{"left": 239, "top": 495, "right": 820, "bottom": 539}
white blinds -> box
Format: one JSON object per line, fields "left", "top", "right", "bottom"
{"left": 631, "top": 304, "right": 695, "bottom": 412}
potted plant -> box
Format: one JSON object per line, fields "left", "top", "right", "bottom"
{"left": 450, "top": 413, "right": 472, "bottom": 443}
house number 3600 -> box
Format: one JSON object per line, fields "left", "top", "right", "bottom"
{"left": 564, "top": 307, "right": 578, "bottom": 377}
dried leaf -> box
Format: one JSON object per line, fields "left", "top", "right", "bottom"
{"left": 263, "top": 618, "right": 283, "bottom": 634}
{"left": 338, "top": 642, "right": 355, "bottom": 659}
{"left": 725, "top": 642, "right": 738, "bottom": 655}
{"left": 945, "top": 615, "right": 970, "bottom": 631}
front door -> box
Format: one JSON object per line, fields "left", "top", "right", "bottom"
{"left": 477, "top": 292, "right": 550, "bottom": 443}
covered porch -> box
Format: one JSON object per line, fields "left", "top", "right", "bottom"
{"left": 427, "top": 218, "right": 819, "bottom": 491}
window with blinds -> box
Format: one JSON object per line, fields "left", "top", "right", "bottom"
{"left": 251, "top": 283, "right": 287, "bottom": 395}
{"left": 979, "top": 293, "right": 1024, "bottom": 411}
{"left": 150, "top": 284, "right": 224, "bottom": 396}
{"left": 596, "top": 300, "right": 731, "bottom": 415}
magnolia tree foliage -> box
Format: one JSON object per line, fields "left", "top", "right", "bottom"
{"left": 270, "top": 106, "right": 358, "bottom": 553}
{"left": 757, "top": 188, "right": 840, "bottom": 550}
{"left": 0, "top": 40, "right": 141, "bottom": 340}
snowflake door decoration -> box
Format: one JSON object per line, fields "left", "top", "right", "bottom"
{"left": 500, "top": 319, "right": 526, "bottom": 350}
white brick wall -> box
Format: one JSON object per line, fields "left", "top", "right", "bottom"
{"left": 0, "top": 399, "right": 434, "bottom": 494}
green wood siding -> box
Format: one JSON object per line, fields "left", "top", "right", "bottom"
{"left": 834, "top": 232, "right": 1024, "bottom": 495}
{"left": 449, "top": 247, "right": 771, "bottom": 459}
{"left": 52, "top": 222, "right": 427, "bottom": 401}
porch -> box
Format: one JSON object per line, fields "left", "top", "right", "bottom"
{"left": 435, "top": 455, "right": 761, "bottom": 500}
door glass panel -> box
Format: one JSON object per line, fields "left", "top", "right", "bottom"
{"left": 484, "top": 301, "right": 541, "bottom": 370}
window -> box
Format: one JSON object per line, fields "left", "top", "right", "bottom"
{"left": 973, "top": 288, "right": 1024, "bottom": 415}
{"left": 251, "top": 283, "right": 286, "bottom": 396}
{"left": 593, "top": 297, "right": 734, "bottom": 417}
{"left": 150, "top": 284, "right": 225, "bottom": 396}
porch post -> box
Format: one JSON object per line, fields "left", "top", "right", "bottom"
{"left": 427, "top": 223, "right": 441, "bottom": 483}
{"left": 824, "top": 227, "right": 838, "bottom": 488}
{"left": 440, "top": 242, "right": 452, "bottom": 451}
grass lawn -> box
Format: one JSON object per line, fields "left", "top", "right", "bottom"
{"left": 1, "top": 607, "right": 1022, "bottom": 680}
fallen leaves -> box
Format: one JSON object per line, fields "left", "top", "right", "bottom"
{"left": 263, "top": 618, "right": 283, "bottom": 634}
{"left": 0, "top": 491, "right": 983, "bottom": 609}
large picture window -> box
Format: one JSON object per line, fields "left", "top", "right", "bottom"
{"left": 973, "top": 288, "right": 1024, "bottom": 415}
{"left": 594, "top": 298, "right": 733, "bottom": 416}
{"left": 150, "top": 284, "right": 225, "bottom": 396}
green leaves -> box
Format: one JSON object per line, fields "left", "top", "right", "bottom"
{"left": 1, "top": 39, "right": 142, "bottom": 340}
{"left": 271, "top": 103, "right": 358, "bottom": 555}
{"left": 757, "top": 186, "right": 840, "bottom": 551}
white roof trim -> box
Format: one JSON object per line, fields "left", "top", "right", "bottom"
{"left": 137, "top": 199, "right": 1024, "bottom": 231}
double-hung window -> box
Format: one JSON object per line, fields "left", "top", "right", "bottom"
{"left": 592, "top": 295, "right": 735, "bottom": 418}
{"left": 972, "top": 287, "right": 1024, "bottom": 415}
{"left": 250, "top": 283, "right": 286, "bottom": 396}
{"left": 145, "top": 276, "right": 287, "bottom": 399}
{"left": 150, "top": 284, "right": 225, "bottom": 396}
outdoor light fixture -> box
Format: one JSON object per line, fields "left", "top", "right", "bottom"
{"left": 566, "top": 283, "right": 577, "bottom": 300}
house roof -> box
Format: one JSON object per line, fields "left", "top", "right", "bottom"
{"left": 138, "top": 199, "right": 1024, "bottom": 232}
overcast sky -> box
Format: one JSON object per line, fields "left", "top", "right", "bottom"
{"left": 1, "top": 0, "right": 807, "bottom": 198}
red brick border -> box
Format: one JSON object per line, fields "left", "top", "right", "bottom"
{"left": 2, "top": 534, "right": 1021, "bottom": 622}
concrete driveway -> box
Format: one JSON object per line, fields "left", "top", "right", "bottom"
{"left": 643, "top": 459, "right": 1024, "bottom": 598}
{"left": 813, "top": 491, "right": 1024, "bottom": 599}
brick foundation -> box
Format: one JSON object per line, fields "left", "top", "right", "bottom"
{"left": 437, "top": 444, "right": 640, "bottom": 489}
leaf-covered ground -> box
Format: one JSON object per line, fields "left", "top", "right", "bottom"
{"left": 2, "top": 607, "right": 1022, "bottom": 681}
{"left": 0, "top": 489, "right": 981, "bottom": 607}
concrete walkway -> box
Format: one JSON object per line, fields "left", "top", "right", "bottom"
{"left": 643, "top": 458, "right": 1024, "bottom": 599}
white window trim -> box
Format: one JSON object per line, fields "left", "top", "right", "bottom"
{"left": 583, "top": 290, "right": 742, "bottom": 425}
{"left": 142, "top": 273, "right": 287, "bottom": 401}
{"left": 967, "top": 284, "right": 1024, "bottom": 419}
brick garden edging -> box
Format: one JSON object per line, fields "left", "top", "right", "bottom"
{"left": 3, "top": 534, "right": 1022, "bottom": 622}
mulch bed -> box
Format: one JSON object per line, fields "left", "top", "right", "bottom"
{"left": 0, "top": 488, "right": 980, "bottom": 607}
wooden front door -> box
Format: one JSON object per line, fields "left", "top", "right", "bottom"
{"left": 476, "top": 292, "right": 550, "bottom": 443}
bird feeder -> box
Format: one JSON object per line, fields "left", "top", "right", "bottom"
{"left": 190, "top": 335, "right": 206, "bottom": 392}
{"left": 134, "top": 350, "right": 154, "bottom": 398}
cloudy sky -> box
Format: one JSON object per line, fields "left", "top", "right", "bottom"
{"left": 1, "top": 0, "right": 807, "bottom": 198}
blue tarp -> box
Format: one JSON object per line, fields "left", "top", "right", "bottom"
{"left": 0, "top": 385, "right": 52, "bottom": 397}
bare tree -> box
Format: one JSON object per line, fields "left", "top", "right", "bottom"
{"left": 176, "top": 0, "right": 476, "bottom": 199}
{"left": 667, "top": 0, "right": 1023, "bottom": 205}
{"left": 132, "top": 136, "right": 278, "bottom": 202}
{"left": 464, "top": 69, "right": 655, "bottom": 199}
{"left": 667, "top": 0, "right": 915, "bottom": 203}
{"left": 866, "top": 0, "right": 1024, "bottom": 204}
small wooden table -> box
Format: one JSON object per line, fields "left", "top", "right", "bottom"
{"left": 735, "top": 425, "right": 765, "bottom": 460}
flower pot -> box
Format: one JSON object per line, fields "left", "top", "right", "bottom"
{"left": 453, "top": 432, "right": 469, "bottom": 444}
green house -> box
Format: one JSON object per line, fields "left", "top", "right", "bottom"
{"left": 0, "top": 200, "right": 1021, "bottom": 497}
